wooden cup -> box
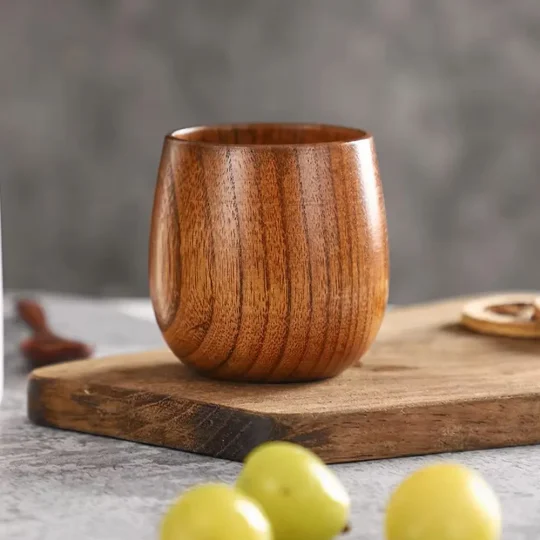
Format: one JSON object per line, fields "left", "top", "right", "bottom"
{"left": 149, "top": 123, "right": 389, "bottom": 382}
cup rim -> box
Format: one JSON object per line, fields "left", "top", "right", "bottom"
{"left": 165, "top": 122, "right": 371, "bottom": 149}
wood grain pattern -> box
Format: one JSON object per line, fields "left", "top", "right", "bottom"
{"left": 28, "top": 295, "right": 540, "bottom": 464}
{"left": 149, "top": 123, "right": 389, "bottom": 382}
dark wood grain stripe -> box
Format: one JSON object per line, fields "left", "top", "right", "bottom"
{"left": 316, "top": 147, "right": 345, "bottom": 376}
{"left": 335, "top": 148, "right": 355, "bottom": 361}
{"left": 244, "top": 149, "right": 289, "bottom": 380}
{"left": 205, "top": 150, "right": 244, "bottom": 373}
{"left": 340, "top": 145, "right": 363, "bottom": 365}
{"left": 150, "top": 159, "right": 182, "bottom": 332}
{"left": 182, "top": 147, "right": 242, "bottom": 368}
{"left": 305, "top": 149, "right": 331, "bottom": 374}
{"left": 285, "top": 149, "right": 330, "bottom": 379}
{"left": 324, "top": 148, "right": 354, "bottom": 375}
{"left": 288, "top": 149, "right": 336, "bottom": 379}
{"left": 279, "top": 152, "right": 313, "bottom": 379}
{"left": 170, "top": 146, "right": 215, "bottom": 359}
{"left": 264, "top": 149, "right": 293, "bottom": 379}
{"left": 238, "top": 152, "right": 271, "bottom": 375}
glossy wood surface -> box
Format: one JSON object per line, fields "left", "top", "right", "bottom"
{"left": 149, "top": 123, "right": 389, "bottom": 382}
{"left": 28, "top": 295, "right": 540, "bottom": 463}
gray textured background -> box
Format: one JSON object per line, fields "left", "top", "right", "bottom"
{"left": 1, "top": 0, "right": 539, "bottom": 303}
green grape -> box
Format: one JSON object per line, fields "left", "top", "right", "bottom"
{"left": 160, "top": 483, "right": 272, "bottom": 540}
{"left": 236, "top": 441, "right": 350, "bottom": 540}
{"left": 385, "top": 463, "right": 501, "bottom": 540}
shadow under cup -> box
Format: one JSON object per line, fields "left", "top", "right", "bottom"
{"left": 149, "top": 123, "right": 389, "bottom": 383}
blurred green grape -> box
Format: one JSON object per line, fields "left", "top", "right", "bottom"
{"left": 237, "top": 441, "right": 350, "bottom": 540}
{"left": 385, "top": 463, "right": 501, "bottom": 540}
{"left": 160, "top": 483, "right": 272, "bottom": 540}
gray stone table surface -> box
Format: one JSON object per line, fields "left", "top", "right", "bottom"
{"left": 1, "top": 293, "right": 539, "bottom": 539}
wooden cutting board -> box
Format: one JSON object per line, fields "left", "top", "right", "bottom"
{"left": 28, "top": 295, "right": 540, "bottom": 463}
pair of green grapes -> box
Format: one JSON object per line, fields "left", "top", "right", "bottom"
{"left": 160, "top": 441, "right": 501, "bottom": 540}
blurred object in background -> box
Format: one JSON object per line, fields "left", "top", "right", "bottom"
{"left": 1, "top": 0, "right": 539, "bottom": 303}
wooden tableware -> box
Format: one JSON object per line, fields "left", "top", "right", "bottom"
{"left": 149, "top": 123, "right": 389, "bottom": 382}
{"left": 461, "top": 293, "right": 540, "bottom": 338}
{"left": 28, "top": 294, "right": 540, "bottom": 463}
{"left": 17, "top": 299, "right": 93, "bottom": 367}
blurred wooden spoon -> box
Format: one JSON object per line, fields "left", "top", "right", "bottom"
{"left": 16, "top": 299, "right": 93, "bottom": 368}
